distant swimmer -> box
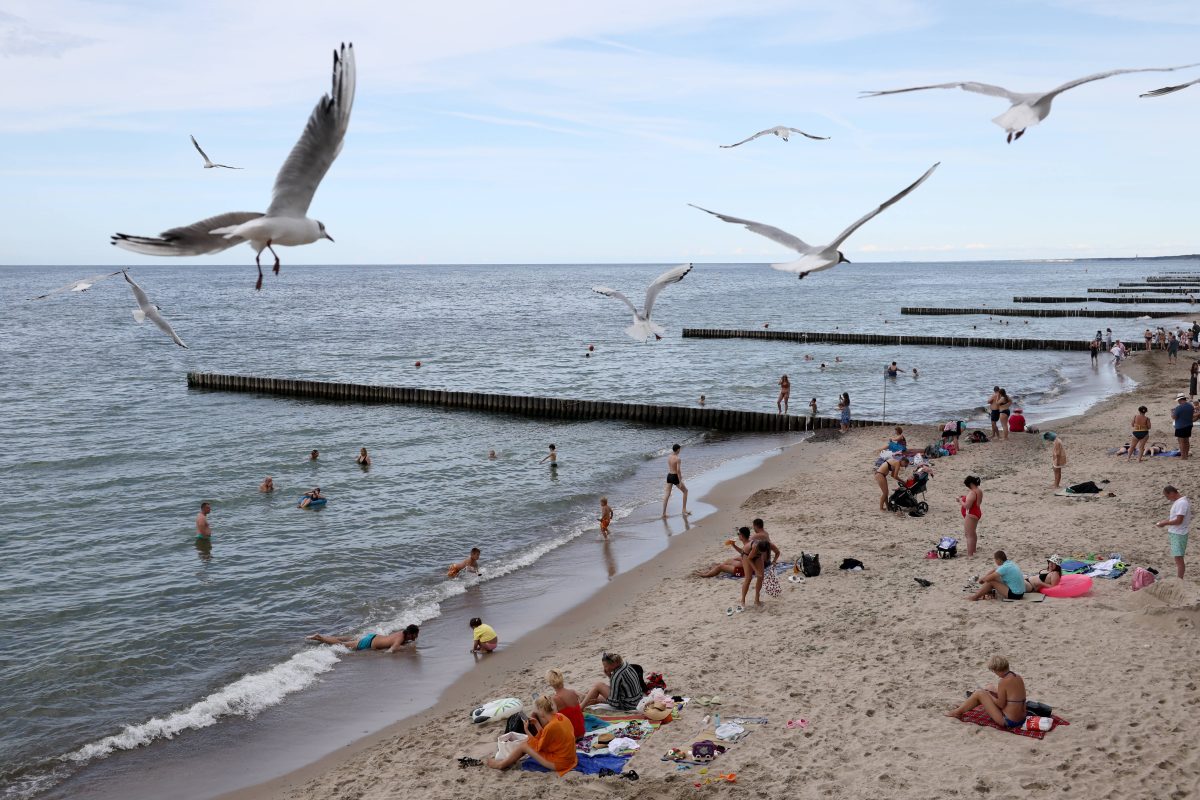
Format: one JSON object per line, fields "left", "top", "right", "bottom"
{"left": 356, "top": 447, "right": 371, "bottom": 467}
{"left": 885, "top": 361, "right": 899, "bottom": 377}
{"left": 310, "top": 449, "right": 319, "bottom": 461}
{"left": 662, "top": 443, "right": 690, "bottom": 518}
{"left": 913, "top": 367, "right": 919, "bottom": 378}
{"left": 195, "top": 501, "right": 212, "bottom": 540}
{"left": 698, "top": 394, "right": 706, "bottom": 406}
{"left": 599, "top": 496, "right": 613, "bottom": 538}
{"left": 448, "top": 547, "right": 482, "bottom": 578}
{"left": 539, "top": 443, "right": 558, "bottom": 468}
{"left": 299, "top": 487, "right": 324, "bottom": 508}
{"left": 307, "top": 624, "right": 419, "bottom": 653}
{"left": 488, "top": 449, "right": 498, "bottom": 460}
{"left": 809, "top": 397, "right": 818, "bottom": 416}
{"left": 259, "top": 476, "right": 274, "bottom": 493}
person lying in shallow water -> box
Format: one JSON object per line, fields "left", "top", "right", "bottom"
{"left": 307, "top": 624, "right": 419, "bottom": 652}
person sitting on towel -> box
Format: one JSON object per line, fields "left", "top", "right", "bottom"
{"left": 485, "top": 695, "right": 578, "bottom": 776}
{"left": 695, "top": 527, "right": 752, "bottom": 578}
{"left": 581, "top": 652, "right": 642, "bottom": 711}
{"left": 1025, "top": 555, "right": 1063, "bottom": 592}
{"left": 946, "top": 654, "right": 1028, "bottom": 729}
{"left": 968, "top": 550, "right": 1025, "bottom": 601}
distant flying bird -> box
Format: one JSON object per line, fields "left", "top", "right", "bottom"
{"left": 690, "top": 162, "right": 938, "bottom": 280}
{"left": 1141, "top": 76, "right": 1200, "bottom": 98}
{"left": 592, "top": 263, "right": 693, "bottom": 341}
{"left": 190, "top": 135, "right": 242, "bottom": 169}
{"left": 861, "top": 63, "right": 1200, "bottom": 142}
{"left": 123, "top": 271, "right": 187, "bottom": 348}
{"left": 720, "top": 126, "right": 830, "bottom": 148}
{"left": 28, "top": 270, "right": 121, "bottom": 300}
{"left": 113, "top": 43, "right": 356, "bottom": 290}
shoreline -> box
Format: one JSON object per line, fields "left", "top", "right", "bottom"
{"left": 219, "top": 354, "right": 1169, "bottom": 800}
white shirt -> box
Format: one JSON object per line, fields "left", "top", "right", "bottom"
{"left": 1168, "top": 496, "right": 1191, "bottom": 536}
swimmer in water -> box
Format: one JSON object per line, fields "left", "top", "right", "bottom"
{"left": 196, "top": 501, "right": 212, "bottom": 540}
{"left": 488, "top": 449, "right": 497, "bottom": 459}
{"left": 448, "top": 547, "right": 482, "bottom": 577}
{"left": 539, "top": 443, "right": 557, "bottom": 468}
{"left": 307, "top": 625, "right": 419, "bottom": 653}
{"left": 356, "top": 447, "right": 371, "bottom": 467}
{"left": 310, "top": 449, "right": 319, "bottom": 461}
{"left": 299, "top": 487, "right": 324, "bottom": 508}
{"left": 259, "top": 476, "right": 274, "bottom": 493}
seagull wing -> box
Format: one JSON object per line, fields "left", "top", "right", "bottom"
{"left": 642, "top": 263, "right": 692, "bottom": 319}
{"left": 1042, "top": 63, "right": 1200, "bottom": 101}
{"left": 149, "top": 310, "right": 188, "bottom": 348}
{"left": 828, "top": 162, "right": 939, "bottom": 249}
{"left": 689, "top": 204, "right": 814, "bottom": 254}
{"left": 111, "top": 211, "right": 264, "bottom": 256}
{"left": 211, "top": 163, "right": 243, "bottom": 169}
{"left": 266, "top": 42, "right": 356, "bottom": 218}
{"left": 190, "top": 135, "right": 213, "bottom": 166}
{"left": 592, "top": 286, "right": 640, "bottom": 316}
{"left": 786, "top": 128, "right": 830, "bottom": 140}
{"left": 1141, "top": 75, "right": 1200, "bottom": 98}
{"left": 28, "top": 270, "right": 122, "bottom": 300}
{"left": 123, "top": 272, "right": 187, "bottom": 347}
{"left": 719, "top": 129, "right": 772, "bottom": 148}
{"left": 860, "top": 81, "right": 1021, "bottom": 101}
{"left": 122, "top": 270, "right": 152, "bottom": 309}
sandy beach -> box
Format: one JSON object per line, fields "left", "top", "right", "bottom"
{"left": 221, "top": 349, "right": 1200, "bottom": 800}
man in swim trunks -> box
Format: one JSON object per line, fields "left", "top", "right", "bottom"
{"left": 987, "top": 387, "right": 1001, "bottom": 438}
{"left": 968, "top": 550, "right": 1024, "bottom": 601}
{"left": 885, "top": 361, "right": 899, "bottom": 378}
{"left": 195, "top": 502, "right": 212, "bottom": 540}
{"left": 307, "top": 624, "right": 420, "bottom": 653}
{"left": 539, "top": 443, "right": 557, "bottom": 468}
{"left": 662, "top": 443, "right": 689, "bottom": 518}
{"left": 1155, "top": 485, "right": 1190, "bottom": 579}
{"left": 1172, "top": 394, "right": 1193, "bottom": 460}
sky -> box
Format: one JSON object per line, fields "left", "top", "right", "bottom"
{"left": 1, "top": 0, "right": 1198, "bottom": 266}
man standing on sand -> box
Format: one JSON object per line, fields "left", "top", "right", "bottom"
{"left": 1155, "top": 485, "right": 1190, "bottom": 578}
{"left": 662, "top": 443, "right": 689, "bottom": 518}
{"left": 1172, "top": 393, "right": 1193, "bottom": 460}
{"left": 196, "top": 502, "right": 212, "bottom": 540}
{"left": 987, "top": 387, "right": 1001, "bottom": 438}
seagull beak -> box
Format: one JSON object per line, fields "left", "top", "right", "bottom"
{"left": 324, "top": 232, "right": 335, "bottom": 242}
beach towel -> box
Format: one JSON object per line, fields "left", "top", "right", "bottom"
{"left": 521, "top": 752, "right": 630, "bottom": 775}
{"left": 958, "top": 706, "right": 1069, "bottom": 739}
{"left": 583, "top": 714, "right": 609, "bottom": 732}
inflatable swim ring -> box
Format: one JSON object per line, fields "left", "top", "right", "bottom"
{"left": 471, "top": 697, "right": 522, "bottom": 724}
{"left": 299, "top": 496, "right": 327, "bottom": 509}
{"left": 1039, "top": 573, "right": 1091, "bottom": 598}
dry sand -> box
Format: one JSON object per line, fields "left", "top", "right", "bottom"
{"left": 229, "top": 353, "right": 1200, "bottom": 800}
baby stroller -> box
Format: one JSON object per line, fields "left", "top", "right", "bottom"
{"left": 888, "top": 471, "right": 930, "bottom": 515}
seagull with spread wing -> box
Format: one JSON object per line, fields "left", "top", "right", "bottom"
{"left": 592, "top": 264, "right": 693, "bottom": 342}
{"left": 862, "top": 63, "right": 1200, "bottom": 142}
{"left": 690, "top": 163, "right": 938, "bottom": 280}
{"left": 28, "top": 270, "right": 122, "bottom": 300}
{"left": 190, "top": 135, "right": 242, "bottom": 169}
{"left": 123, "top": 271, "right": 187, "bottom": 348}
{"left": 113, "top": 43, "right": 356, "bottom": 290}
{"left": 720, "top": 126, "right": 829, "bottom": 148}
{"left": 1141, "top": 76, "right": 1200, "bottom": 98}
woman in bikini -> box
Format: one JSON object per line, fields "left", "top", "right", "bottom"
{"left": 960, "top": 475, "right": 983, "bottom": 557}
{"left": 1025, "top": 555, "right": 1063, "bottom": 593}
{"left": 947, "top": 655, "right": 1027, "bottom": 729}
{"left": 739, "top": 523, "right": 781, "bottom": 608}
{"left": 997, "top": 389, "right": 1012, "bottom": 440}
{"left": 1129, "top": 406, "right": 1151, "bottom": 462}
{"left": 777, "top": 375, "right": 791, "bottom": 415}
{"left": 875, "top": 454, "right": 909, "bottom": 511}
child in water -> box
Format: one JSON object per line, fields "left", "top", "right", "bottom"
{"left": 539, "top": 443, "right": 557, "bottom": 468}
{"left": 448, "top": 547, "right": 482, "bottom": 578}
{"left": 599, "top": 497, "right": 613, "bottom": 538}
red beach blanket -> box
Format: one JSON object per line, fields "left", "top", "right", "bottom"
{"left": 959, "top": 707, "right": 1070, "bottom": 739}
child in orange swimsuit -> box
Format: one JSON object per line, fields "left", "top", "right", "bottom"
{"left": 599, "top": 496, "right": 613, "bottom": 537}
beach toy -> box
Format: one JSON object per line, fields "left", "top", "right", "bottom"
{"left": 1039, "top": 573, "right": 1092, "bottom": 598}
{"left": 299, "top": 496, "right": 327, "bottom": 508}
{"left": 471, "top": 697, "right": 522, "bottom": 724}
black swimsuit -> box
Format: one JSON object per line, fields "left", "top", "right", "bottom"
{"left": 667, "top": 473, "right": 680, "bottom": 485}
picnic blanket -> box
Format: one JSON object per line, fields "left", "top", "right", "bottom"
{"left": 521, "top": 752, "right": 630, "bottom": 775}
{"left": 959, "top": 706, "right": 1069, "bottom": 739}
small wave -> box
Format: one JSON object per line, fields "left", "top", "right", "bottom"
{"left": 62, "top": 645, "right": 346, "bottom": 765}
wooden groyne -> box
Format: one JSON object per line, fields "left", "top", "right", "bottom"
{"left": 900, "top": 307, "right": 1186, "bottom": 319}
{"left": 1013, "top": 296, "right": 1198, "bottom": 304}
{"left": 1120, "top": 282, "right": 1200, "bottom": 287}
{"left": 1088, "top": 288, "right": 1197, "bottom": 294}
{"left": 1146, "top": 277, "right": 1200, "bottom": 283}
{"left": 185, "top": 372, "right": 879, "bottom": 433}
{"left": 681, "top": 328, "right": 1091, "bottom": 351}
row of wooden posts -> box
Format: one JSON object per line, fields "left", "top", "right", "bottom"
{"left": 186, "top": 372, "right": 881, "bottom": 433}
{"left": 681, "top": 328, "right": 1092, "bottom": 351}
{"left": 900, "top": 307, "right": 1183, "bottom": 319}
{"left": 1012, "top": 296, "right": 1199, "bottom": 304}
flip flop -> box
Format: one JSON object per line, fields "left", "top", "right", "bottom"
{"left": 734, "top": 605, "right": 744, "bottom": 614}
{"left": 787, "top": 574, "right": 804, "bottom": 583}
{"left": 457, "top": 757, "right": 483, "bottom": 768}
{"left": 786, "top": 718, "right": 809, "bottom": 729}
{"left": 725, "top": 607, "right": 735, "bottom": 617}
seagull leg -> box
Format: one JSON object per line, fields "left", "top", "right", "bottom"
{"left": 268, "top": 241, "right": 281, "bottom": 275}
{"left": 1014, "top": 129, "right": 1025, "bottom": 141}
{"left": 798, "top": 272, "right": 809, "bottom": 280}
{"left": 254, "top": 249, "right": 264, "bottom": 291}
{"left": 1006, "top": 131, "right": 1014, "bottom": 144}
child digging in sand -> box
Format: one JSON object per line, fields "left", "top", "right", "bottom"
{"left": 599, "top": 496, "right": 613, "bottom": 537}
{"left": 447, "top": 547, "right": 481, "bottom": 578}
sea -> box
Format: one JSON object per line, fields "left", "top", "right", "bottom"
{"left": 1, "top": 258, "right": 1193, "bottom": 798}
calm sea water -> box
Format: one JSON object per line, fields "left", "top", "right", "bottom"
{"left": 0, "top": 258, "right": 1192, "bottom": 797}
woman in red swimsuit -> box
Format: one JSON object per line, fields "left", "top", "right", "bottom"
{"left": 960, "top": 475, "right": 983, "bottom": 557}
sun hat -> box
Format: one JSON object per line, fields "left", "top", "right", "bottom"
{"left": 1177, "top": 393, "right": 1188, "bottom": 401}
{"left": 1047, "top": 554, "right": 1063, "bottom": 566}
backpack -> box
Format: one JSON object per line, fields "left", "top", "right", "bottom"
{"left": 1131, "top": 567, "right": 1156, "bottom": 591}
{"left": 630, "top": 663, "right": 647, "bottom": 694}
{"left": 1068, "top": 481, "right": 1101, "bottom": 494}
{"left": 801, "top": 552, "right": 821, "bottom": 577}
{"left": 936, "top": 537, "right": 958, "bottom": 559}
{"left": 839, "top": 558, "right": 865, "bottom": 571}
{"left": 967, "top": 431, "right": 988, "bottom": 443}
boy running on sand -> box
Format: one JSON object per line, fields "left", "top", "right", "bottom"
{"left": 448, "top": 547, "right": 482, "bottom": 578}
{"left": 599, "top": 497, "right": 613, "bottom": 537}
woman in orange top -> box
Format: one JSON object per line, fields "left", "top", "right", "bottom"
{"left": 485, "top": 695, "right": 578, "bottom": 776}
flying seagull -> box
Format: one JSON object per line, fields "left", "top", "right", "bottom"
{"left": 112, "top": 43, "right": 356, "bottom": 289}
{"left": 190, "top": 135, "right": 242, "bottom": 169}
{"left": 28, "top": 270, "right": 122, "bottom": 300}
{"left": 592, "top": 263, "right": 693, "bottom": 341}
{"left": 690, "top": 162, "right": 938, "bottom": 280}
{"left": 720, "top": 126, "right": 830, "bottom": 148}
{"left": 861, "top": 63, "right": 1200, "bottom": 142}
{"left": 123, "top": 271, "right": 187, "bottom": 348}
{"left": 1141, "top": 76, "right": 1200, "bottom": 98}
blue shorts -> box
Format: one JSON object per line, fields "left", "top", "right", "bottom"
{"left": 355, "top": 634, "right": 377, "bottom": 651}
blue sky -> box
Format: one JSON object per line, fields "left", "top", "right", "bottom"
{"left": 1, "top": 0, "right": 1198, "bottom": 265}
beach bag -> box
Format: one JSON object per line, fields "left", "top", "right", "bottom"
{"left": 1131, "top": 567, "right": 1156, "bottom": 591}
{"left": 630, "top": 663, "right": 647, "bottom": 694}
{"left": 503, "top": 713, "right": 528, "bottom": 735}
{"left": 495, "top": 732, "right": 527, "bottom": 760}
{"left": 644, "top": 672, "right": 666, "bottom": 692}
{"left": 691, "top": 740, "right": 726, "bottom": 761}
{"left": 1068, "top": 481, "right": 1101, "bottom": 494}
{"left": 764, "top": 568, "right": 782, "bottom": 597}
{"left": 937, "top": 537, "right": 958, "bottom": 559}
{"left": 801, "top": 552, "right": 821, "bottom": 578}
{"left": 839, "top": 558, "right": 865, "bottom": 571}
{"left": 1025, "top": 701, "right": 1052, "bottom": 717}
